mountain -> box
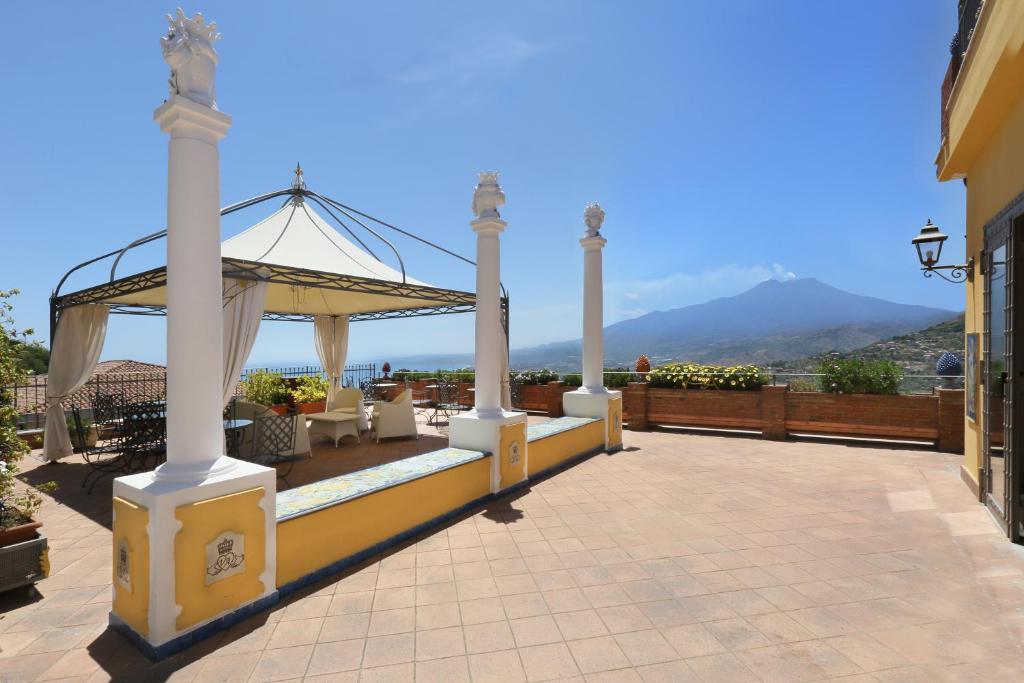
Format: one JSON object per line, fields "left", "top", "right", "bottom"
{"left": 776, "top": 314, "right": 965, "bottom": 374}
{"left": 508, "top": 278, "right": 958, "bottom": 370}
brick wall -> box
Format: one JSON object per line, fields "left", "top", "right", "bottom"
{"left": 619, "top": 383, "right": 965, "bottom": 453}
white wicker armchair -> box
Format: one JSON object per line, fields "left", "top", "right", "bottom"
{"left": 371, "top": 389, "right": 418, "bottom": 443}
{"left": 327, "top": 387, "right": 368, "bottom": 431}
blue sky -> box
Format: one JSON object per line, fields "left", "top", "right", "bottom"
{"left": 0, "top": 1, "right": 964, "bottom": 367}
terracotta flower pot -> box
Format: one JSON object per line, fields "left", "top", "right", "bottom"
{"left": 270, "top": 404, "right": 289, "bottom": 415}
{"left": 0, "top": 519, "right": 42, "bottom": 549}
{"left": 297, "top": 401, "right": 326, "bottom": 414}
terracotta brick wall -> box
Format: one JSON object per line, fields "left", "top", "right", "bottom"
{"left": 618, "top": 384, "right": 965, "bottom": 453}
{"left": 785, "top": 392, "right": 939, "bottom": 441}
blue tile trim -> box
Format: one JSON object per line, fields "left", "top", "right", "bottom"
{"left": 277, "top": 491, "right": 494, "bottom": 599}
{"left": 108, "top": 591, "right": 279, "bottom": 662}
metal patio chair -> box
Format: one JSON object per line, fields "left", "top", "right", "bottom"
{"left": 249, "top": 413, "right": 304, "bottom": 486}
{"left": 74, "top": 398, "right": 130, "bottom": 494}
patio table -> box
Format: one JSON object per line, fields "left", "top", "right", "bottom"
{"left": 306, "top": 411, "right": 360, "bottom": 447}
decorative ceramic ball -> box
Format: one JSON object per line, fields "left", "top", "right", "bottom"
{"left": 635, "top": 354, "right": 651, "bottom": 374}
{"left": 935, "top": 351, "right": 963, "bottom": 376}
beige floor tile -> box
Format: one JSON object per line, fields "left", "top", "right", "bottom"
{"left": 510, "top": 614, "right": 564, "bottom": 647}
{"left": 566, "top": 635, "right": 631, "bottom": 674}
{"left": 319, "top": 612, "right": 371, "bottom": 642}
{"left": 304, "top": 638, "right": 365, "bottom": 676}
{"left": 464, "top": 620, "right": 515, "bottom": 654}
{"left": 415, "top": 654, "right": 471, "bottom": 682}
{"left": 250, "top": 643, "right": 314, "bottom": 682}
{"left": 554, "top": 609, "right": 609, "bottom": 641}
{"left": 518, "top": 642, "right": 581, "bottom": 681}
{"left": 468, "top": 649, "right": 527, "bottom": 682}
{"left": 613, "top": 629, "right": 678, "bottom": 666}
{"left": 363, "top": 632, "right": 415, "bottom": 668}
{"left": 368, "top": 607, "right": 416, "bottom": 636}
{"left": 415, "top": 625, "right": 466, "bottom": 660}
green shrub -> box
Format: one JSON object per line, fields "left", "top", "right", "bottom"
{"left": 562, "top": 373, "right": 582, "bottom": 387}
{"left": 241, "top": 370, "right": 290, "bottom": 405}
{"left": 604, "top": 367, "right": 632, "bottom": 388}
{"left": 1, "top": 290, "right": 56, "bottom": 528}
{"left": 786, "top": 377, "right": 820, "bottom": 393}
{"left": 647, "top": 363, "right": 767, "bottom": 390}
{"left": 816, "top": 359, "right": 902, "bottom": 395}
{"left": 291, "top": 375, "right": 328, "bottom": 403}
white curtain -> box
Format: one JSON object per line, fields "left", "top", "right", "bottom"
{"left": 43, "top": 304, "right": 109, "bottom": 462}
{"left": 314, "top": 314, "right": 350, "bottom": 404}
{"left": 222, "top": 278, "right": 267, "bottom": 406}
{"left": 501, "top": 319, "right": 511, "bottom": 411}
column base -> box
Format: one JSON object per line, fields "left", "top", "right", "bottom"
{"left": 563, "top": 389, "right": 624, "bottom": 452}
{"left": 449, "top": 409, "right": 528, "bottom": 492}
{"left": 111, "top": 457, "right": 277, "bottom": 651}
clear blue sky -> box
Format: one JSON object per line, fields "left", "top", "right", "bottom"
{"left": 0, "top": 1, "right": 965, "bottom": 367}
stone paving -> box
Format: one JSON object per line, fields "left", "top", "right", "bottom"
{"left": 3, "top": 425, "right": 1024, "bottom": 681}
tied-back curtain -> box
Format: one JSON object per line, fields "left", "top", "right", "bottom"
{"left": 222, "top": 278, "right": 268, "bottom": 407}
{"left": 314, "top": 314, "right": 350, "bottom": 404}
{"left": 500, "top": 319, "right": 511, "bottom": 411}
{"left": 43, "top": 304, "right": 109, "bottom": 461}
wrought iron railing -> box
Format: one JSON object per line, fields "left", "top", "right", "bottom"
{"left": 7, "top": 363, "right": 377, "bottom": 430}
{"left": 942, "top": 0, "right": 985, "bottom": 141}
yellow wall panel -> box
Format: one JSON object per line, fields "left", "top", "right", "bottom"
{"left": 112, "top": 497, "right": 150, "bottom": 636}
{"left": 276, "top": 458, "right": 490, "bottom": 587}
{"left": 174, "top": 487, "right": 267, "bottom": 631}
{"left": 527, "top": 421, "right": 605, "bottom": 478}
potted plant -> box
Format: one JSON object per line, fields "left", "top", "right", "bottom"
{"left": 0, "top": 289, "right": 55, "bottom": 592}
{"left": 381, "top": 362, "right": 391, "bottom": 379}
{"left": 291, "top": 375, "right": 329, "bottom": 414}
{"left": 240, "top": 370, "right": 291, "bottom": 414}
{"left": 66, "top": 416, "right": 97, "bottom": 452}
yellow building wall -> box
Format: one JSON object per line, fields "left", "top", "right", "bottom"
{"left": 961, "top": 73, "right": 1024, "bottom": 490}
{"left": 276, "top": 457, "right": 490, "bottom": 587}
{"left": 527, "top": 421, "right": 606, "bottom": 478}
{"left": 940, "top": 0, "right": 1024, "bottom": 492}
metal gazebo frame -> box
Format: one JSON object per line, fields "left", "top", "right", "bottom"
{"left": 51, "top": 171, "right": 510, "bottom": 349}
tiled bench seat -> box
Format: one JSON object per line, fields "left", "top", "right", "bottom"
{"left": 527, "top": 416, "right": 600, "bottom": 442}
{"left": 276, "top": 447, "right": 488, "bottom": 521}
{"left": 275, "top": 447, "right": 491, "bottom": 589}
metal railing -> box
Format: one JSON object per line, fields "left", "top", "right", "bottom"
{"left": 7, "top": 363, "right": 378, "bottom": 430}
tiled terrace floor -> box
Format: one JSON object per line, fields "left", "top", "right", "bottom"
{"left": 4, "top": 427, "right": 1024, "bottom": 681}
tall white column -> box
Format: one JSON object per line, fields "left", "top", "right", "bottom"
{"left": 581, "top": 204, "right": 607, "bottom": 393}
{"left": 449, "top": 173, "right": 527, "bottom": 492}
{"left": 154, "top": 97, "right": 232, "bottom": 481}
{"left": 563, "top": 203, "right": 622, "bottom": 451}
{"left": 111, "top": 12, "right": 277, "bottom": 654}
{"left": 471, "top": 173, "right": 506, "bottom": 418}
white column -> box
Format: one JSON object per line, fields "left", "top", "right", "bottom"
{"left": 472, "top": 225, "right": 505, "bottom": 416}
{"left": 580, "top": 204, "right": 607, "bottom": 393}
{"left": 153, "top": 97, "right": 232, "bottom": 481}
{"left": 449, "top": 173, "right": 527, "bottom": 492}
{"left": 469, "top": 172, "right": 506, "bottom": 418}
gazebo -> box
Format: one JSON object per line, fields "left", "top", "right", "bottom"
{"left": 44, "top": 166, "right": 509, "bottom": 461}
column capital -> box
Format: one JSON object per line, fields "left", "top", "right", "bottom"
{"left": 154, "top": 95, "right": 231, "bottom": 142}
{"left": 472, "top": 216, "right": 507, "bottom": 237}
{"left": 579, "top": 234, "right": 607, "bottom": 251}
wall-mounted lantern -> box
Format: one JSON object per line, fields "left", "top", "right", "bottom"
{"left": 912, "top": 219, "right": 974, "bottom": 282}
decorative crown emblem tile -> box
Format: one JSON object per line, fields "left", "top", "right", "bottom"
{"left": 205, "top": 531, "right": 246, "bottom": 585}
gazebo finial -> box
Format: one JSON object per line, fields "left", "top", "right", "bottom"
{"left": 292, "top": 162, "right": 306, "bottom": 190}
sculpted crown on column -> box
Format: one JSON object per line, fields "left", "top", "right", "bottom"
{"left": 161, "top": 8, "right": 221, "bottom": 109}
{"left": 472, "top": 172, "right": 507, "bottom": 235}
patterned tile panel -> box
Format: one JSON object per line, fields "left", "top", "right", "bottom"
{"left": 526, "top": 416, "right": 600, "bottom": 443}
{"left": 275, "top": 447, "right": 487, "bottom": 521}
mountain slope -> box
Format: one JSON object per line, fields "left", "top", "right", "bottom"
{"left": 510, "top": 278, "right": 957, "bottom": 369}
{"left": 776, "top": 314, "right": 966, "bottom": 374}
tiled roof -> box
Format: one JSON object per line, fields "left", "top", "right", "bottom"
{"left": 8, "top": 360, "right": 167, "bottom": 413}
